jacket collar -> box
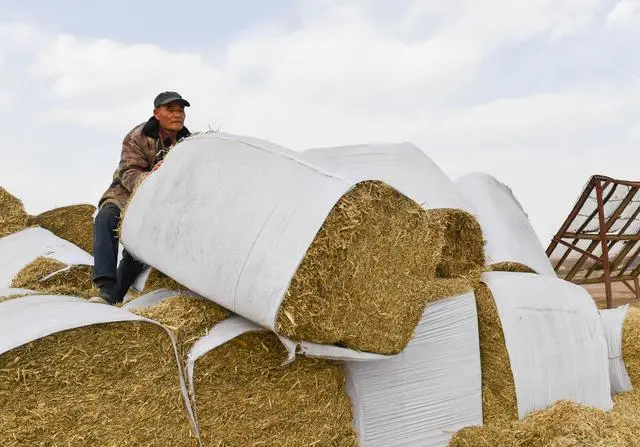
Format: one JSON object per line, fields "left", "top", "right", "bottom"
{"left": 142, "top": 116, "right": 191, "bottom": 141}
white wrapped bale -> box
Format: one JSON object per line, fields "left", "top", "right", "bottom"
{"left": 121, "top": 133, "right": 471, "bottom": 355}
{"left": 345, "top": 292, "right": 483, "bottom": 447}
{"left": 481, "top": 271, "right": 612, "bottom": 420}
{"left": 600, "top": 305, "right": 633, "bottom": 394}
{"left": 455, "top": 173, "right": 556, "bottom": 276}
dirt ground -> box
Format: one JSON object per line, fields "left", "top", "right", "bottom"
{"left": 582, "top": 282, "right": 640, "bottom": 309}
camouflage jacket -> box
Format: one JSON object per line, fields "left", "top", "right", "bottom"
{"left": 99, "top": 117, "right": 191, "bottom": 210}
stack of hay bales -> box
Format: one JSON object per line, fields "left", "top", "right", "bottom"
{"left": 117, "top": 135, "right": 494, "bottom": 446}
{"left": 455, "top": 173, "right": 557, "bottom": 276}
{"left": 0, "top": 295, "right": 198, "bottom": 446}
{"left": 120, "top": 133, "right": 485, "bottom": 356}
{"left": 32, "top": 204, "right": 96, "bottom": 254}
{"left": 0, "top": 187, "right": 28, "bottom": 238}
{"left": 448, "top": 172, "right": 640, "bottom": 445}
{"left": 125, "top": 293, "right": 357, "bottom": 446}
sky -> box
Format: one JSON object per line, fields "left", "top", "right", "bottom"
{"left": 1, "top": 0, "right": 639, "bottom": 245}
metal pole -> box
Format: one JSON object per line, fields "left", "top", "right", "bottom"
{"left": 595, "top": 179, "right": 613, "bottom": 309}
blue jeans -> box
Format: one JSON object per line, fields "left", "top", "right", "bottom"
{"left": 93, "top": 203, "right": 145, "bottom": 303}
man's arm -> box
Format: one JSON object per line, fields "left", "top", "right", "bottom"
{"left": 119, "top": 133, "right": 152, "bottom": 193}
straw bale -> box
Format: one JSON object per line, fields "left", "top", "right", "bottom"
{"left": 194, "top": 331, "right": 357, "bottom": 447}
{"left": 475, "top": 282, "right": 518, "bottom": 425}
{"left": 449, "top": 396, "right": 640, "bottom": 447}
{"left": 622, "top": 306, "right": 640, "bottom": 387}
{"left": 10, "top": 256, "right": 96, "bottom": 298}
{"left": 490, "top": 262, "right": 536, "bottom": 274}
{"left": 142, "top": 269, "right": 189, "bottom": 294}
{"left": 34, "top": 204, "right": 95, "bottom": 253}
{"left": 435, "top": 208, "right": 485, "bottom": 278}
{"left": 133, "top": 295, "right": 357, "bottom": 446}
{"left": 0, "top": 187, "right": 28, "bottom": 238}
{"left": 277, "top": 181, "right": 484, "bottom": 354}
{"left": 133, "top": 294, "right": 231, "bottom": 355}
{"left": 0, "top": 321, "right": 197, "bottom": 446}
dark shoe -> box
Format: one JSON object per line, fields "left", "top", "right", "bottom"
{"left": 91, "top": 281, "right": 118, "bottom": 305}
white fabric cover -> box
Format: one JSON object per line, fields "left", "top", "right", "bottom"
{"left": 345, "top": 293, "right": 482, "bottom": 447}
{"left": 302, "top": 143, "right": 468, "bottom": 210}
{"left": 482, "top": 271, "right": 613, "bottom": 418}
{"left": 0, "top": 227, "right": 94, "bottom": 287}
{"left": 600, "top": 305, "right": 633, "bottom": 394}
{"left": 0, "top": 295, "right": 200, "bottom": 438}
{"left": 455, "top": 173, "right": 556, "bottom": 276}
{"left": 122, "top": 289, "right": 184, "bottom": 311}
{"left": 121, "top": 132, "right": 354, "bottom": 333}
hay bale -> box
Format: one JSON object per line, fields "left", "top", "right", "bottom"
{"left": 345, "top": 287, "right": 482, "bottom": 447}
{"left": 133, "top": 295, "right": 357, "bottom": 446}
{"left": 276, "top": 181, "right": 485, "bottom": 354}
{"left": 475, "top": 283, "right": 518, "bottom": 425}
{"left": 0, "top": 187, "right": 28, "bottom": 239}
{"left": 142, "top": 269, "right": 189, "bottom": 294}
{"left": 436, "top": 209, "right": 485, "bottom": 278}
{"left": 0, "top": 321, "right": 197, "bottom": 446}
{"left": 10, "top": 256, "right": 96, "bottom": 298}
{"left": 34, "top": 204, "right": 95, "bottom": 254}
{"left": 194, "top": 331, "right": 357, "bottom": 446}
{"left": 622, "top": 307, "right": 640, "bottom": 387}
{"left": 133, "top": 294, "right": 231, "bottom": 355}
{"left": 449, "top": 397, "right": 640, "bottom": 447}
{"left": 490, "top": 262, "right": 536, "bottom": 274}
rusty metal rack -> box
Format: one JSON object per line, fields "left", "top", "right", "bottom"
{"left": 547, "top": 175, "right": 640, "bottom": 309}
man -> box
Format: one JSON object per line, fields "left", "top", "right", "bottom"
{"left": 89, "top": 92, "right": 191, "bottom": 304}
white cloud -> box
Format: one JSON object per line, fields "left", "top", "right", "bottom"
{"left": 0, "top": 0, "right": 639, "bottom": 245}
{"left": 607, "top": 0, "right": 640, "bottom": 27}
{"left": 631, "top": 120, "right": 640, "bottom": 139}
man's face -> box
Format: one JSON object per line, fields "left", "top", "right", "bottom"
{"left": 153, "top": 101, "right": 186, "bottom": 132}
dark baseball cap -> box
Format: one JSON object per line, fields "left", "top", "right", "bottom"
{"left": 153, "top": 91, "right": 191, "bottom": 108}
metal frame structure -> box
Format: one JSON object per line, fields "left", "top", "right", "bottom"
{"left": 547, "top": 175, "right": 640, "bottom": 309}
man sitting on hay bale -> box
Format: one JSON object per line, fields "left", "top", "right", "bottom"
{"left": 89, "top": 92, "right": 192, "bottom": 305}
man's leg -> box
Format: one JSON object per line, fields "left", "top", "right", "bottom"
{"left": 114, "top": 249, "right": 146, "bottom": 303}
{"left": 92, "top": 203, "right": 120, "bottom": 303}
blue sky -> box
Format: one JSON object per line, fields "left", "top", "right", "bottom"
{"left": 1, "top": 0, "right": 639, "bottom": 244}
{"left": 1, "top": 0, "right": 295, "bottom": 49}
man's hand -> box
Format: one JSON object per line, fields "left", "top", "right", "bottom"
{"left": 152, "top": 160, "right": 164, "bottom": 172}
